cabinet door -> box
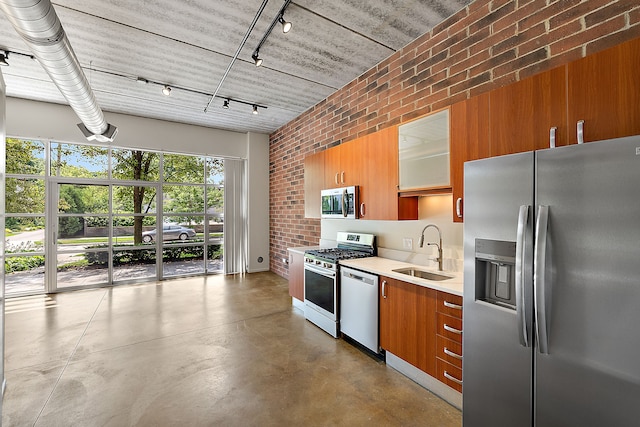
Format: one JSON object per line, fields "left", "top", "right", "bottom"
{"left": 449, "top": 93, "right": 490, "bottom": 222}
{"left": 490, "top": 65, "right": 567, "bottom": 156}
{"left": 304, "top": 151, "right": 324, "bottom": 218}
{"left": 288, "top": 251, "right": 304, "bottom": 301}
{"left": 379, "top": 276, "right": 437, "bottom": 376}
{"left": 360, "top": 127, "right": 418, "bottom": 220}
{"left": 338, "top": 139, "right": 361, "bottom": 187}
{"left": 567, "top": 37, "right": 640, "bottom": 144}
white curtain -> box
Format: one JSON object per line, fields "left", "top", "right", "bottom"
{"left": 223, "top": 158, "right": 247, "bottom": 274}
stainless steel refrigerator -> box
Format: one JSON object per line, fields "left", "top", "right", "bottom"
{"left": 463, "top": 135, "right": 640, "bottom": 426}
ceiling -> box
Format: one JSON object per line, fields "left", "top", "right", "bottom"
{"left": 0, "top": 0, "right": 471, "bottom": 135}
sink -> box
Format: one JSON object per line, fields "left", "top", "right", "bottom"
{"left": 392, "top": 268, "right": 452, "bottom": 281}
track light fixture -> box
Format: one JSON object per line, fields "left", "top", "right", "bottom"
{"left": 250, "top": 0, "right": 292, "bottom": 69}
{"left": 279, "top": 15, "right": 292, "bottom": 33}
{"left": 162, "top": 85, "right": 172, "bottom": 96}
{"left": 222, "top": 99, "right": 230, "bottom": 109}
{"left": 252, "top": 105, "right": 259, "bottom": 115}
{"left": 0, "top": 51, "right": 8, "bottom": 66}
{"left": 252, "top": 50, "right": 263, "bottom": 67}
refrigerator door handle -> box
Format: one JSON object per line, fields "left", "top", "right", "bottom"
{"left": 515, "top": 205, "right": 530, "bottom": 347}
{"left": 534, "top": 205, "right": 551, "bottom": 354}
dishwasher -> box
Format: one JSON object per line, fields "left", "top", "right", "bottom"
{"left": 340, "top": 266, "right": 379, "bottom": 353}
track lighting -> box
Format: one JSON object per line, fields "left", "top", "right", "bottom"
{"left": 162, "top": 85, "right": 172, "bottom": 96}
{"left": 252, "top": 50, "right": 263, "bottom": 67}
{"left": 252, "top": 105, "right": 259, "bottom": 115}
{"left": 279, "top": 15, "right": 292, "bottom": 33}
{"left": 0, "top": 51, "right": 8, "bottom": 66}
{"left": 222, "top": 99, "right": 230, "bottom": 109}
{"left": 250, "top": 0, "right": 292, "bottom": 69}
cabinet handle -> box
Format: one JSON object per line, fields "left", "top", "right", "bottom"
{"left": 549, "top": 126, "right": 557, "bottom": 148}
{"left": 341, "top": 171, "right": 345, "bottom": 184}
{"left": 577, "top": 120, "right": 584, "bottom": 144}
{"left": 444, "top": 371, "right": 463, "bottom": 385}
{"left": 455, "top": 197, "right": 462, "bottom": 218}
{"left": 444, "top": 348, "right": 463, "bottom": 360}
{"left": 444, "top": 301, "right": 462, "bottom": 311}
{"left": 359, "top": 203, "right": 365, "bottom": 218}
{"left": 382, "top": 280, "right": 387, "bottom": 299}
{"left": 335, "top": 172, "right": 340, "bottom": 185}
{"left": 444, "top": 324, "right": 462, "bottom": 335}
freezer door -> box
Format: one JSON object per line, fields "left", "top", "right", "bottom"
{"left": 534, "top": 136, "right": 640, "bottom": 426}
{"left": 463, "top": 152, "right": 535, "bottom": 427}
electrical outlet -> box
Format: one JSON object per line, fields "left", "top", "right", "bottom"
{"left": 403, "top": 238, "right": 413, "bottom": 250}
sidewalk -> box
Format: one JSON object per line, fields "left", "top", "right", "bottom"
{"left": 5, "top": 259, "right": 224, "bottom": 295}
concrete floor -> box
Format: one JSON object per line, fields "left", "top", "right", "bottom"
{"left": 2, "top": 272, "right": 462, "bottom": 426}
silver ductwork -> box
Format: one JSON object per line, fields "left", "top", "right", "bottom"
{"left": 0, "top": 0, "right": 117, "bottom": 142}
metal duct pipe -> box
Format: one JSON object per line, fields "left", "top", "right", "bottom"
{"left": 0, "top": 0, "right": 117, "bottom": 142}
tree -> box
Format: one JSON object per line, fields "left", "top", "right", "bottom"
{"left": 111, "top": 150, "right": 159, "bottom": 244}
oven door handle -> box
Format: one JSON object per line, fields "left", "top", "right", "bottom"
{"left": 305, "top": 264, "right": 336, "bottom": 279}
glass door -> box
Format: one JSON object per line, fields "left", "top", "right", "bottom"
{"left": 51, "top": 182, "right": 111, "bottom": 290}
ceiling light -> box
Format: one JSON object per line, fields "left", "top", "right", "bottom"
{"left": 0, "top": 51, "right": 8, "bottom": 66}
{"left": 252, "top": 51, "right": 263, "bottom": 67}
{"left": 162, "top": 85, "right": 172, "bottom": 96}
{"left": 252, "top": 105, "right": 259, "bottom": 115}
{"left": 222, "top": 99, "right": 230, "bottom": 109}
{"left": 279, "top": 16, "right": 292, "bottom": 33}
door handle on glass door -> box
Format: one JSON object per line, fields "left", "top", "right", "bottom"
{"left": 534, "top": 205, "right": 551, "bottom": 354}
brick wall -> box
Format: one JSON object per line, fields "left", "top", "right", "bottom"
{"left": 269, "top": 0, "right": 640, "bottom": 279}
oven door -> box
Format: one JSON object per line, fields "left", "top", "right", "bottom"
{"left": 304, "top": 263, "right": 337, "bottom": 321}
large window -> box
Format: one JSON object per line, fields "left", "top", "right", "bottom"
{"left": 4, "top": 138, "right": 225, "bottom": 295}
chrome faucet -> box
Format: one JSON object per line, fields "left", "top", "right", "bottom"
{"left": 419, "top": 224, "right": 443, "bottom": 271}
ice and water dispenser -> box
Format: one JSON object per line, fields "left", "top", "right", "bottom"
{"left": 475, "top": 239, "right": 517, "bottom": 309}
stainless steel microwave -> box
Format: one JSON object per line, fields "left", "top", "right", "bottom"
{"left": 321, "top": 186, "right": 359, "bottom": 219}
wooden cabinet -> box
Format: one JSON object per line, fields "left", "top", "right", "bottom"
{"left": 287, "top": 250, "right": 304, "bottom": 301}
{"left": 360, "top": 126, "right": 418, "bottom": 221}
{"left": 435, "top": 291, "right": 463, "bottom": 392}
{"left": 489, "top": 65, "right": 568, "bottom": 157}
{"left": 304, "top": 126, "right": 418, "bottom": 220}
{"left": 379, "top": 276, "right": 437, "bottom": 376}
{"left": 567, "top": 36, "right": 640, "bottom": 144}
{"left": 303, "top": 151, "right": 325, "bottom": 218}
{"left": 323, "top": 139, "right": 361, "bottom": 188}
{"left": 449, "top": 93, "right": 491, "bottom": 222}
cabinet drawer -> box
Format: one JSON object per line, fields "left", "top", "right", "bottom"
{"left": 437, "top": 312, "right": 462, "bottom": 343}
{"left": 437, "top": 292, "right": 463, "bottom": 319}
{"left": 437, "top": 358, "right": 462, "bottom": 393}
{"left": 436, "top": 335, "right": 462, "bottom": 368}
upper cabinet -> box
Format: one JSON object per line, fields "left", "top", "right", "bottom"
{"left": 303, "top": 127, "right": 418, "bottom": 220}
{"left": 398, "top": 109, "right": 451, "bottom": 192}
{"left": 489, "top": 66, "right": 568, "bottom": 156}
{"left": 567, "top": 36, "right": 640, "bottom": 144}
{"left": 360, "top": 126, "right": 418, "bottom": 221}
{"left": 449, "top": 93, "right": 491, "bottom": 222}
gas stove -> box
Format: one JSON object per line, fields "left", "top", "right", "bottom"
{"left": 303, "top": 232, "right": 377, "bottom": 338}
{"left": 304, "top": 232, "right": 376, "bottom": 271}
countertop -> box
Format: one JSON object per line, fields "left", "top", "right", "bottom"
{"left": 339, "top": 257, "right": 463, "bottom": 296}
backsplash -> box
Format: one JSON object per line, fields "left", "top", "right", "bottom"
{"left": 320, "top": 194, "right": 464, "bottom": 273}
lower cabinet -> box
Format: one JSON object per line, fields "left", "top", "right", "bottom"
{"left": 380, "top": 276, "right": 463, "bottom": 392}
{"left": 287, "top": 250, "right": 304, "bottom": 301}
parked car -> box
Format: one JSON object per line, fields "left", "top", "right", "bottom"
{"left": 142, "top": 225, "right": 196, "bottom": 242}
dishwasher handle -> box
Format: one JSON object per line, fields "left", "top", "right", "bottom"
{"left": 343, "top": 271, "right": 376, "bottom": 286}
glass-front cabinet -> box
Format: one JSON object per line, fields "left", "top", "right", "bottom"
{"left": 398, "top": 108, "right": 450, "bottom": 191}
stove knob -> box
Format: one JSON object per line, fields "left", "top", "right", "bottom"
{"left": 315, "top": 260, "right": 321, "bottom": 265}
{"left": 324, "top": 262, "right": 333, "bottom": 269}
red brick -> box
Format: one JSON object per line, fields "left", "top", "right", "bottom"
{"left": 550, "top": 15, "right": 626, "bottom": 56}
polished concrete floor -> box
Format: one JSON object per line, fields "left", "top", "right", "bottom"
{"left": 3, "top": 272, "right": 461, "bottom": 426}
